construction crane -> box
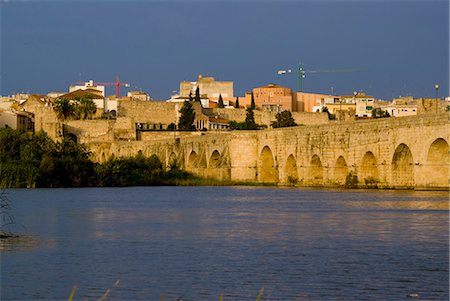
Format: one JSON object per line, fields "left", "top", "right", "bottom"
{"left": 278, "top": 63, "right": 360, "bottom": 92}
{"left": 77, "top": 76, "right": 130, "bottom": 98}
{"left": 297, "top": 63, "right": 360, "bottom": 92}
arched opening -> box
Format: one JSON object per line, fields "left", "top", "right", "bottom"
{"left": 392, "top": 143, "right": 414, "bottom": 187}
{"left": 259, "top": 146, "right": 277, "bottom": 183}
{"left": 187, "top": 151, "right": 197, "bottom": 170}
{"left": 309, "top": 154, "right": 323, "bottom": 184}
{"left": 360, "top": 151, "right": 379, "bottom": 183}
{"left": 168, "top": 152, "right": 177, "bottom": 169}
{"left": 335, "top": 156, "right": 348, "bottom": 185}
{"left": 426, "top": 138, "right": 449, "bottom": 187}
{"left": 209, "top": 150, "right": 221, "bottom": 168}
{"left": 285, "top": 154, "right": 298, "bottom": 183}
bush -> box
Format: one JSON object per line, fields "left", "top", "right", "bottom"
{"left": 344, "top": 172, "right": 358, "bottom": 188}
{"left": 364, "top": 176, "right": 379, "bottom": 188}
{"left": 287, "top": 175, "right": 298, "bottom": 186}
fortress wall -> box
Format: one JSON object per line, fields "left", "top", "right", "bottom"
{"left": 214, "top": 108, "right": 329, "bottom": 126}
{"left": 64, "top": 120, "right": 114, "bottom": 143}
{"left": 291, "top": 112, "right": 330, "bottom": 125}
{"left": 118, "top": 100, "right": 179, "bottom": 125}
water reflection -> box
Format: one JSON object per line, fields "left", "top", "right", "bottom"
{"left": 2, "top": 187, "right": 448, "bottom": 301}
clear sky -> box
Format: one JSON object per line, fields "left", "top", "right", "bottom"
{"left": 1, "top": 0, "right": 448, "bottom": 100}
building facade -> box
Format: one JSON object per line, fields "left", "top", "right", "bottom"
{"left": 180, "top": 75, "right": 234, "bottom": 99}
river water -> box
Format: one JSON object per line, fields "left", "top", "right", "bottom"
{"left": 1, "top": 187, "right": 448, "bottom": 301}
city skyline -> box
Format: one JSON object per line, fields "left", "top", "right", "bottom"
{"left": 1, "top": 0, "right": 448, "bottom": 100}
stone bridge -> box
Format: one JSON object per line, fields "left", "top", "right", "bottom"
{"left": 86, "top": 113, "right": 449, "bottom": 190}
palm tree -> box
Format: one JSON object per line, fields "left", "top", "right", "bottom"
{"left": 53, "top": 98, "right": 75, "bottom": 120}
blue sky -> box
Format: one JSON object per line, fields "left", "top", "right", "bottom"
{"left": 1, "top": 0, "right": 448, "bottom": 100}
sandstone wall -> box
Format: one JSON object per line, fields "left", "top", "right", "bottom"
{"left": 213, "top": 108, "right": 329, "bottom": 126}
{"left": 84, "top": 113, "right": 449, "bottom": 190}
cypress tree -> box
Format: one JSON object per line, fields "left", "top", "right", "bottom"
{"left": 178, "top": 101, "right": 196, "bottom": 130}
{"left": 250, "top": 92, "right": 256, "bottom": 109}
{"left": 235, "top": 97, "right": 239, "bottom": 108}
{"left": 218, "top": 94, "right": 224, "bottom": 108}
{"left": 195, "top": 87, "right": 201, "bottom": 102}
{"left": 244, "top": 107, "right": 257, "bottom": 130}
{"left": 188, "top": 92, "right": 193, "bottom": 102}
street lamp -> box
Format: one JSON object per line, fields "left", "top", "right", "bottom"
{"left": 434, "top": 83, "right": 439, "bottom": 114}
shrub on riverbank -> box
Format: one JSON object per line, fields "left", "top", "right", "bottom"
{"left": 0, "top": 128, "right": 97, "bottom": 188}
{"left": 0, "top": 128, "right": 198, "bottom": 188}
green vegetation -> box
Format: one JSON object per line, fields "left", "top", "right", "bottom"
{"left": 194, "top": 86, "right": 201, "bottom": 102}
{"left": 287, "top": 175, "right": 299, "bottom": 186}
{"left": 235, "top": 96, "right": 239, "bottom": 108}
{"left": 0, "top": 128, "right": 96, "bottom": 188}
{"left": 271, "top": 110, "right": 297, "bottom": 128}
{"left": 53, "top": 98, "right": 76, "bottom": 120}
{"left": 96, "top": 152, "right": 164, "bottom": 187}
{"left": 250, "top": 92, "right": 256, "bottom": 109}
{"left": 218, "top": 94, "right": 224, "bottom": 108}
{"left": 0, "top": 189, "right": 16, "bottom": 237}
{"left": 53, "top": 96, "right": 97, "bottom": 120}
{"left": 364, "top": 176, "right": 379, "bottom": 188}
{"left": 229, "top": 107, "right": 264, "bottom": 130}
{"left": 0, "top": 128, "right": 196, "bottom": 188}
{"left": 178, "top": 101, "right": 196, "bottom": 130}
{"left": 372, "top": 108, "right": 390, "bottom": 118}
{"left": 344, "top": 172, "right": 358, "bottom": 189}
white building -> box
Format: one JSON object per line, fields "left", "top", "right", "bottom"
{"left": 69, "top": 80, "right": 105, "bottom": 97}
{"left": 127, "top": 91, "right": 151, "bottom": 101}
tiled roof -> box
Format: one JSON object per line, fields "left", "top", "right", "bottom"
{"left": 58, "top": 89, "right": 103, "bottom": 99}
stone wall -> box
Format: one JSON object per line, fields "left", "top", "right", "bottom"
{"left": 84, "top": 113, "right": 450, "bottom": 190}
{"left": 213, "top": 108, "right": 329, "bottom": 126}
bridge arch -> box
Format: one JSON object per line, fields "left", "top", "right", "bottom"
{"left": 209, "top": 150, "right": 221, "bottom": 168}
{"left": 425, "top": 138, "right": 449, "bottom": 187}
{"left": 285, "top": 154, "right": 298, "bottom": 183}
{"left": 334, "top": 156, "right": 348, "bottom": 185}
{"left": 187, "top": 151, "right": 198, "bottom": 170}
{"left": 391, "top": 143, "right": 414, "bottom": 187}
{"left": 168, "top": 152, "right": 177, "bottom": 168}
{"left": 258, "top": 146, "right": 277, "bottom": 183}
{"left": 360, "top": 151, "right": 379, "bottom": 184}
{"left": 309, "top": 154, "right": 323, "bottom": 184}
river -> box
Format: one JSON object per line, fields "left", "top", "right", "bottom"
{"left": 1, "top": 187, "right": 448, "bottom": 300}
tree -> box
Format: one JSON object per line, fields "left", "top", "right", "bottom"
{"left": 75, "top": 96, "right": 97, "bottom": 119}
{"left": 53, "top": 98, "right": 75, "bottom": 120}
{"left": 194, "top": 87, "right": 201, "bottom": 102}
{"left": 244, "top": 107, "right": 258, "bottom": 130}
{"left": 250, "top": 92, "right": 256, "bottom": 109}
{"left": 372, "top": 108, "right": 390, "bottom": 118}
{"left": 178, "top": 101, "right": 196, "bottom": 130}
{"left": 271, "top": 110, "right": 297, "bottom": 128}
{"left": 235, "top": 97, "right": 240, "bottom": 108}
{"left": 189, "top": 92, "right": 194, "bottom": 102}
{"left": 218, "top": 94, "right": 224, "bottom": 108}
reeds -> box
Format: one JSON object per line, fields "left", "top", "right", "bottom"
{"left": 68, "top": 284, "right": 266, "bottom": 301}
